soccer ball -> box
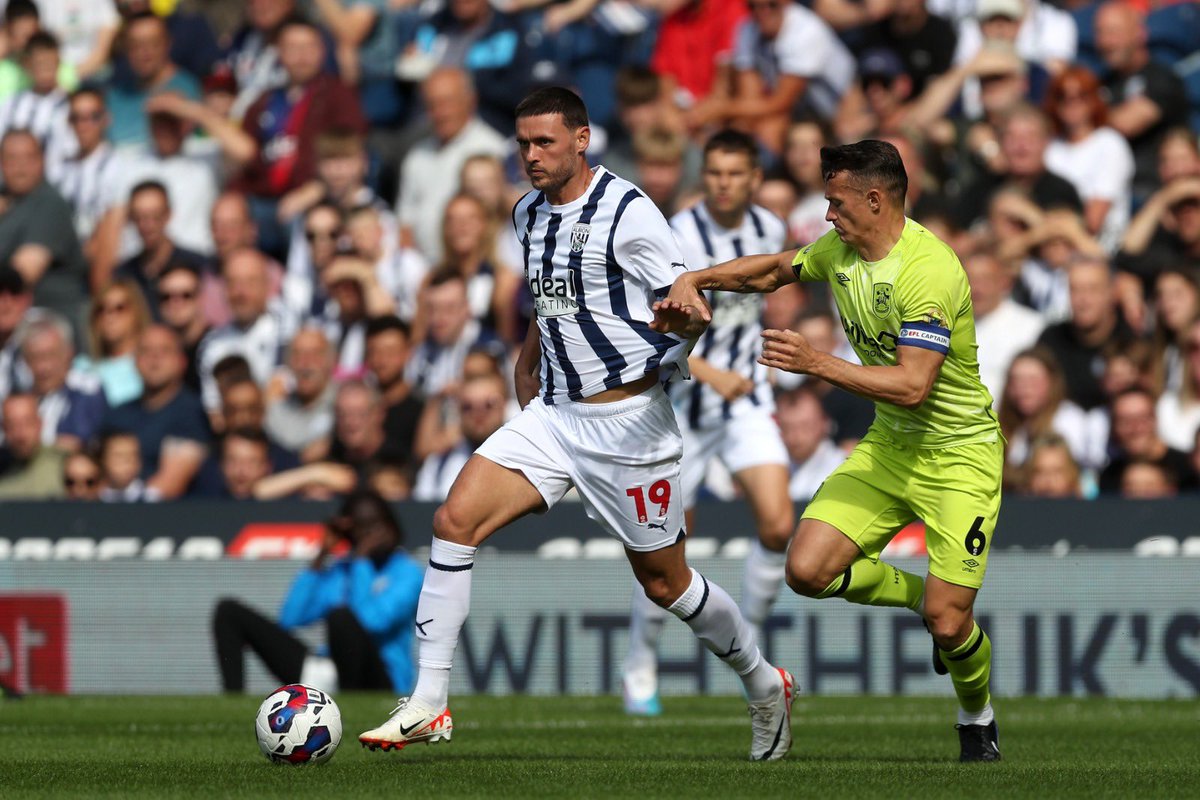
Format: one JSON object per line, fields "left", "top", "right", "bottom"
{"left": 255, "top": 684, "right": 343, "bottom": 765}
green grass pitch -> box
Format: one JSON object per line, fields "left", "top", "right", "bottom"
{"left": 1, "top": 694, "right": 1197, "bottom": 798}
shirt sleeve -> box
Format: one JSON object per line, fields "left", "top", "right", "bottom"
{"left": 612, "top": 195, "right": 688, "bottom": 295}
{"left": 894, "top": 256, "right": 959, "bottom": 355}
{"left": 790, "top": 240, "right": 827, "bottom": 282}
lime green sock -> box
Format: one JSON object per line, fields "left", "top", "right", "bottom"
{"left": 939, "top": 622, "right": 992, "bottom": 713}
{"left": 816, "top": 557, "right": 925, "bottom": 612}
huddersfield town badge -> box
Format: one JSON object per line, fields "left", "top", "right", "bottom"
{"left": 570, "top": 223, "right": 590, "bottom": 253}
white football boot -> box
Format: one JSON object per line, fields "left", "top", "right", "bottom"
{"left": 359, "top": 697, "right": 453, "bottom": 752}
{"left": 747, "top": 668, "right": 795, "bottom": 761}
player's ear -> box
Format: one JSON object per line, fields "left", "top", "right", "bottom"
{"left": 576, "top": 125, "right": 590, "bottom": 155}
{"left": 866, "top": 188, "right": 882, "bottom": 213}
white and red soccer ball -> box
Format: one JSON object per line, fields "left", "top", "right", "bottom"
{"left": 255, "top": 684, "right": 343, "bottom": 765}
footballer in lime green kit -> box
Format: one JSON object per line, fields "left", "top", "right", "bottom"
{"left": 656, "top": 140, "right": 1004, "bottom": 762}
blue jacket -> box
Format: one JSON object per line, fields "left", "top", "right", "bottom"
{"left": 279, "top": 550, "right": 424, "bottom": 693}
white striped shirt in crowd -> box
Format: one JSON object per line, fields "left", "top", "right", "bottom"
{"left": 195, "top": 301, "right": 298, "bottom": 411}
{"left": 405, "top": 318, "right": 486, "bottom": 399}
{"left": 513, "top": 166, "right": 691, "bottom": 405}
{"left": 412, "top": 440, "right": 473, "bottom": 501}
{"left": 49, "top": 142, "right": 125, "bottom": 241}
{"left": 0, "top": 88, "right": 72, "bottom": 173}
{"left": 667, "top": 201, "right": 787, "bottom": 430}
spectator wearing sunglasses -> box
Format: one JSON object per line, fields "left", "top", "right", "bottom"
{"left": 62, "top": 451, "right": 102, "bottom": 501}
{"left": 412, "top": 373, "right": 508, "bottom": 501}
{"left": 155, "top": 264, "right": 210, "bottom": 395}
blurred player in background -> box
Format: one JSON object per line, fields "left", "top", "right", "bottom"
{"left": 359, "top": 87, "right": 796, "bottom": 762}
{"left": 662, "top": 140, "right": 1004, "bottom": 762}
{"left": 622, "top": 129, "right": 794, "bottom": 716}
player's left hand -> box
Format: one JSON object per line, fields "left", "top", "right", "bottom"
{"left": 650, "top": 296, "right": 711, "bottom": 337}
{"left": 758, "top": 329, "right": 820, "bottom": 374}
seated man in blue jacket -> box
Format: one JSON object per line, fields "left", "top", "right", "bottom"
{"left": 212, "top": 489, "right": 424, "bottom": 692}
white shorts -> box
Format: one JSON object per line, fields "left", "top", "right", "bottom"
{"left": 679, "top": 406, "right": 789, "bottom": 508}
{"left": 475, "top": 384, "right": 685, "bottom": 551}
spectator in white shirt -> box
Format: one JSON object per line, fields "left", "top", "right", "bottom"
{"left": 962, "top": 249, "right": 1044, "bottom": 402}
{"left": 774, "top": 386, "right": 846, "bottom": 502}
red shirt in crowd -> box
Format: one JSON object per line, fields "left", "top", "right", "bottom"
{"left": 651, "top": 0, "right": 748, "bottom": 104}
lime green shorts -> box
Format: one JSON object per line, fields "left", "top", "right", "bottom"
{"left": 801, "top": 432, "right": 1003, "bottom": 589}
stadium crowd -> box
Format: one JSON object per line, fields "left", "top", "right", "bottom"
{"left": 0, "top": 0, "right": 1195, "bottom": 503}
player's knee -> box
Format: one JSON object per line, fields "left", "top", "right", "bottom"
{"left": 926, "top": 608, "right": 973, "bottom": 648}
{"left": 432, "top": 501, "right": 481, "bottom": 546}
{"left": 785, "top": 558, "right": 834, "bottom": 598}
{"left": 638, "top": 576, "right": 677, "bottom": 608}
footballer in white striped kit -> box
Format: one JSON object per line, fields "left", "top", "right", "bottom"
{"left": 359, "top": 87, "right": 796, "bottom": 762}
{"left": 623, "top": 130, "right": 795, "bottom": 717}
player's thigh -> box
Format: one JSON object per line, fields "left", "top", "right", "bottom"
{"left": 678, "top": 422, "right": 721, "bottom": 511}
{"left": 910, "top": 439, "right": 1003, "bottom": 591}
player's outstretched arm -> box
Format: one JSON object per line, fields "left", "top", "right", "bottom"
{"left": 759, "top": 332, "right": 945, "bottom": 410}
{"left": 690, "top": 250, "right": 801, "bottom": 295}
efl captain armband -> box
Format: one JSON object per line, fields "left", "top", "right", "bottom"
{"left": 897, "top": 321, "right": 950, "bottom": 354}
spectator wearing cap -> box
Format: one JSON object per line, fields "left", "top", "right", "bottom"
{"left": 835, "top": 48, "right": 917, "bottom": 142}
{"left": 1100, "top": 387, "right": 1195, "bottom": 495}
{"left": 1094, "top": 1, "right": 1189, "bottom": 204}
{"left": 0, "top": 129, "right": 87, "bottom": 327}
{"left": 103, "top": 13, "right": 202, "bottom": 148}
{"left": 0, "top": 393, "right": 65, "bottom": 499}
{"left": 114, "top": 181, "right": 208, "bottom": 315}
{"left": 20, "top": 313, "right": 108, "bottom": 453}
{"left": 856, "top": 0, "right": 957, "bottom": 97}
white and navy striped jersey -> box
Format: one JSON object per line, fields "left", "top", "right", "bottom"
{"left": 513, "top": 166, "right": 692, "bottom": 405}
{"left": 195, "top": 301, "right": 298, "bottom": 411}
{"left": 0, "top": 89, "right": 72, "bottom": 172}
{"left": 668, "top": 201, "right": 787, "bottom": 430}
{"left": 49, "top": 143, "right": 125, "bottom": 240}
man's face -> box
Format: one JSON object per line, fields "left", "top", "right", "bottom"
{"left": 221, "top": 437, "right": 271, "bottom": 499}
{"left": 23, "top": 329, "right": 72, "bottom": 396}
{"left": 823, "top": 172, "right": 878, "bottom": 252}
{"left": 335, "top": 386, "right": 380, "bottom": 450}
{"left": 64, "top": 453, "right": 102, "bottom": 500}
{"left": 1095, "top": 4, "right": 1140, "bottom": 73}
{"left": 517, "top": 113, "right": 587, "bottom": 194}
{"left": 1001, "top": 114, "right": 1048, "bottom": 178}
{"left": 156, "top": 270, "right": 201, "bottom": 332}
{"left": 366, "top": 329, "right": 410, "bottom": 387}
{"left": 278, "top": 25, "right": 324, "bottom": 86}
{"left": 135, "top": 327, "right": 184, "bottom": 391}
{"left": 221, "top": 382, "right": 265, "bottom": 430}
{"left": 1, "top": 396, "right": 40, "bottom": 460}
{"left": 450, "top": 0, "right": 489, "bottom": 23}
{"left": 1112, "top": 394, "right": 1157, "bottom": 457}
{"left": 1, "top": 133, "right": 43, "bottom": 195}
{"left": 424, "top": 72, "right": 474, "bottom": 144}
{"left": 289, "top": 331, "right": 333, "bottom": 401}
{"left": 130, "top": 189, "right": 170, "bottom": 250}
{"left": 979, "top": 70, "right": 1026, "bottom": 119}
{"left": 304, "top": 207, "right": 342, "bottom": 271}
{"left": 149, "top": 112, "right": 186, "bottom": 157}
{"left": 747, "top": 0, "right": 785, "bottom": 38}
{"left": 458, "top": 379, "right": 506, "bottom": 445}
{"left": 702, "top": 149, "right": 760, "bottom": 220}
{"left": 68, "top": 94, "right": 108, "bottom": 152}
{"left": 25, "top": 47, "right": 59, "bottom": 94}
{"left": 317, "top": 152, "right": 365, "bottom": 200}
{"left": 126, "top": 18, "right": 170, "bottom": 81}
{"left": 223, "top": 253, "right": 269, "bottom": 327}
{"left": 426, "top": 281, "right": 471, "bottom": 346}
{"left": 963, "top": 254, "right": 1006, "bottom": 317}
{"left": 777, "top": 394, "right": 827, "bottom": 463}
{"left": 211, "top": 195, "right": 256, "bottom": 260}
{"left": 1068, "top": 262, "right": 1113, "bottom": 331}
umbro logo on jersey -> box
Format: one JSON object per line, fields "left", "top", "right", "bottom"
{"left": 570, "top": 222, "right": 591, "bottom": 253}
{"left": 836, "top": 272, "right": 850, "bottom": 285}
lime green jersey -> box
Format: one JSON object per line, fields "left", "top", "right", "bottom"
{"left": 792, "top": 219, "right": 998, "bottom": 448}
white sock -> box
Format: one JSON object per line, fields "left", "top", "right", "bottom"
{"left": 958, "top": 702, "right": 995, "bottom": 727}
{"left": 410, "top": 538, "right": 476, "bottom": 710}
{"left": 624, "top": 577, "right": 669, "bottom": 696}
{"left": 668, "top": 568, "right": 780, "bottom": 702}
{"left": 740, "top": 540, "right": 787, "bottom": 628}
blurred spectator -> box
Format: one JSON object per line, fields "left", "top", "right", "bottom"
{"left": 155, "top": 264, "right": 210, "bottom": 395}
{"left": 997, "top": 347, "right": 1106, "bottom": 483}
{"left": 74, "top": 279, "right": 150, "bottom": 407}
{"left": 790, "top": 309, "right": 874, "bottom": 449}
{"left": 96, "top": 430, "right": 150, "bottom": 501}
{"left": 206, "top": 191, "right": 283, "bottom": 327}
{"left": 111, "top": 0, "right": 220, "bottom": 83}
{"left": 224, "top": 0, "right": 308, "bottom": 119}
{"left": 412, "top": 373, "right": 507, "bottom": 500}
{"left": 398, "top": 0, "right": 533, "bottom": 135}
{"left": 720, "top": 0, "right": 855, "bottom": 154}
{"left": 215, "top": 428, "right": 275, "bottom": 500}
{"left": 633, "top": 127, "right": 689, "bottom": 217}
{"left": 998, "top": 200, "right": 1105, "bottom": 323}
{"left": 857, "top": 0, "right": 956, "bottom": 96}
{"left": 236, "top": 18, "right": 367, "bottom": 256}
{"left": 366, "top": 458, "right": 412, "bottom": 501}
{"left": 775, "top": 118, "right": 833, "bottom": 245}
{"left": 834, "top": 48, "right": 917, "bottom": 143}
{"left": 1149, "top": 268, "right": 1200, "bottom": 393}
{"left": 0, "top": 1, "right": 75, "bottom": 100}
{"left": 651, "top": 0, "right": 747, "bottom": 112}
{"left": 963, "top": 249, "right": 1044, "bottom": 402}
{"left": 315, "top": 252, "right": 398, "bottom": 375}
{"left": 0, "top": 393, "right": 65, "bottom": 498}
{"left": 0, "top": 264, "right": 38, "bottom": 397}
{"left": 405, "top": 270, "right": 497, "bottom": 398}
{"left": 952, "top": 0, "right": 1075, "bottom": 80}
{"left": 1037, "top": 257, "right": 1135, "bottom": 411}
{"left": 365, "top": 315, "right": 424, "bottom": 466}
{"left": 104, "top": 13, "right": 201, "bottom": 147}
{"left": 196, "top": 249, "right": 296, "bottom": 413}
{"left": 1157, "top": 317, "right": 1200, "bottom": 452}
{"left": 1100, "top": 338, "right": 1156, "bottom": 404}
{"left": 459, "top": 153, "right": 525, "bottom": 271}
{"left": 952, "top": 104, "right": 1082, "bottom": 231}
{"left": 212, "top": 490, "right": 423, "bottom": 693}
{"left": 774, "top": 386, "right": 846, "bottom": 502}
{"left": 1094, "top": 1, "right": 1189, "bottom": 204}
{"left": 1117, "top": 177, "right": 1200, "bottom": 285}
{"left": 325, "top": 379, "right": 404, "bottom": 476}
{"left": 34, "top": 0, "right": 119, "bottom": 81}
{"left": 62, "top": 451, "right": 101, "bottom": 501}
{"left": 1042, "top": 66, "right": 1134, "bottom": 252}
{"left": 1099, "top": 387, "right": 1194, "bottom": 495}
{"left": 395, "top": 68, "right": 507, "bottom": 263}
{"left": 0, "top": 32, "right": 72, "bottom": 172}
{"left": 204, "top": 375, "right": 299, "bottom": 474}
{"left": 1018, "top": 432, "right": 1083, "bottom": 498}
{"left": 0, "top": 129, "right": 87, "bottom": 325}
{"left": 114, "top": 181, "right": 208, "bottom": 312}
{"left": 21, "top": 314, "right": 107, "bottom": 452}
{"left": 266, "top": 328, "right": 337, "bottom": 458}
{"left": 50, "top": 88, "right": 127, "bottom": 259}
{"left": 100, "top": 325, "right": 211, "bottom": 500}
{"left": 1157, "top": 128, "right": 1200, "bottom": 186}
{"left": 309, "top": 0, "right": 403, "bottom": 126}
{"left": 252, "top": 459, "right": 357, "bottom": 499}
{"left": 282, "top": 201, "right": 344, "bottom": 323}
{"left": 1121, "top": 459, "right": 1178, "bottom": 499}
{"left": 604, "top": 68, "right": 687, "bottom": 182}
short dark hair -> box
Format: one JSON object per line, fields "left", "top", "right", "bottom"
{"left": 25, "top": 30, "right": 59, "bottom": 53}
{"left": 427, "top": 267, "right": 467, "bottom": 291}
{"left": 365, "top": 315, "right": 411, "bottom": 341}
{"left": 278, "top": 15, "right": 324, "bottom": 40}
{"left": 130, "top": 179, "right": 170, "bottom": 206}
{"left": 213, "top": 355, "right": 254, "bottom": 388}
{"left": 515, "top": 86, "right": 589, "bottom": 131}
{"left": 69, "top": 86, "right": 106, "bottom": 108}
{"left": 615, "top": 66, "right": 660, "bottom": 109}
{"left": 157, "top": 262, "right": 201, "bottom": 284}
{"left": 1112, "top": 386, "right": 1156, "bottom": 410}
{"left": 4, "top": 0, "right": 38, "bottom": 24}
{"left": 820, "top": 140, "right": 907, "bottom": 205}
{"left": 222, "top": 427, "right": 270, "bottom": 453}
{"left": 703, "top": 129, "right": 759, "bottom": 169}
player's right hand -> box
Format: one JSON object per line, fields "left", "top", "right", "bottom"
{"left": 656, "top": 274, "right": 712, "bottom": 324}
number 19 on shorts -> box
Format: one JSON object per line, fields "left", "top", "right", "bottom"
{"left": 626, "top": 480, "right": 671, "bottom": 524}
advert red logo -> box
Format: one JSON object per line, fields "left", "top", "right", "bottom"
{"left": 0, "top": 594, "right": 69, "bottom": 694}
